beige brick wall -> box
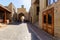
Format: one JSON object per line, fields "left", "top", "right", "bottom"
{"left": 31, "top": 0, "right": 35, "bottom": 5}
{"left": 17, "top": 8, "right": 26, "bottom": 14}
{"left": 39, "top": 0, "right": 60, "bottom": 39}
{"left": 39, "top": 0, "right": 48, "bottom": 29}
{"left": 8, "top": 3, "right": 16, "bottom": 17}
{"left": 39, "top": 11, "right": 43, "bottom": 29}
{"left": 29, "top": 0, "right": 39, "bottom": 23}
{"left": 40, "top": 0, "right": 47, "bottom": 11}
{"left": 8, "top": 3, "right": 16, "bottom": 22}
{"left": 54, "top": 1, "right": 60, "bottom": 39}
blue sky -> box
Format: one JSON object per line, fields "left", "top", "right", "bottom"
{"left": 49, "top": 0, "right": 57, "bottom": 4}
{"left": 0, "top": 0, "right": 58, "bottom": 12}
{"left": 0, "top": 0, "right": 31, "bottom": 12}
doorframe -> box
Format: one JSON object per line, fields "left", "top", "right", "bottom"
{"left": 42, "top": 7, "right": 54, "bottom": 36}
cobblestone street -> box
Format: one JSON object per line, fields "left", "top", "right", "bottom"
{"left": 0, "top": 22, "right": 39, "bottom": 40}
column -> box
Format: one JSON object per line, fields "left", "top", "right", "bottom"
{"left": 4, "top": 11, "right": 6, "bottom": 24}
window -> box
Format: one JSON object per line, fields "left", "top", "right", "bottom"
{"left": 48, "top": 14, "right": 52, "bottom": 24}
{"left": 48, "top": 0, "right": 57, "bottom": 5}
{"left": 37, "top": 6, "right": 39, "bottom": 15}
{"left": 44, "top": 15, "right": 46, "bottom": 23}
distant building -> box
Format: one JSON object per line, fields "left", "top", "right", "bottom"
{"left": 0, "top": 2, "right": 17, "bottom": 24}
{"left": 29, "top": 0, "right": 40, "bottom": 23}
{"left": 0, "top": 4, "right": 11, "bottom": 24}
{"left": 17, "top": 5, "right": 28, "bottom": 22}
{"left": 0, "top": 3, "right": 28, "bottom": 23}
{"left": 8, "top": 2, "right": 17, "bottom": 23}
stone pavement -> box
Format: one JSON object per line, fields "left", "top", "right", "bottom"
{"left": 0, "top": 22, "right": 56, "bottom": 40}
{"left": 0, "top": 23, "right": 7, "bottom": 31}
{"left": 0, "top": 22, "right": 39, "bottom": 40}
{"left": 28, "top": 23, "right": 55, "bottom": 40}
{"left": 0, "top": 23, "right": 6, "bottom": 27}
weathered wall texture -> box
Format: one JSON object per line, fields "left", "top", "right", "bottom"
{"left": 39, "top": 0, "right": 60, "bottom": 39}
{"left": 8, "top": 3, "right": 16, "bottom": 22}
{"left": 39, "top": 0, "right": 48, "bottom": 28}
{"left": 29, "top": 0, "right": 39, "bottom": 24}
{"left": 54, "top": 1, "right": 60, "bottom": 39}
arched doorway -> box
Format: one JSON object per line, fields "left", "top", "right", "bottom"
{"left": 18, "top": 13, "right": 25, "bottom": 22}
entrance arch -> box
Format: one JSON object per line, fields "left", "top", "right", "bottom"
{"left": 18, "top": 13, "right": 25, "bottom": 22}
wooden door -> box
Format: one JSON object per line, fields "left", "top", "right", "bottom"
{"left": 42, "top": 7, "right": 54, "bottom": 36}
{"left": 47, "top": 8, "right": 54, "bottom": 36}
{"left": 42, "top": 11, "right": 48, "bottom": 32}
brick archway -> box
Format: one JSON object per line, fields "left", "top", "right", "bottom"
{"left": 18, "top": 13, "right": 25, "bottom": 22}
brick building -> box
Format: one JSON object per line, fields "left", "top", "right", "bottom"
{"left": 29, "top": 0, "right": 60, "bottom": 39}
{"left": 0, "top": 4, "right": 11, "bottom": 24}
{"left": 39, "top": 0, "right": 60, "bottom": 39}
{"left": 29, "top": 0, "right": 40, "bottom": 24}
{"left": 17, "top": 5, "right": 28, "bottom": 22}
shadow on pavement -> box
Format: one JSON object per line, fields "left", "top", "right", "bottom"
{"left": 8, "top": 21, "right": 39, "bottom": 40}
{"left": 8, "top": 21, "right": 22, "bottom": 25}
{"left": 26, "top": 22, "right": 40, "bottom": 40}
{"left": 8, "top": 20, "right": 29, "bottom": 25}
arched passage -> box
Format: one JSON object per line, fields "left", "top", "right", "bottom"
{"left": 18, "top": 13, "right": 25, "bottom": 22}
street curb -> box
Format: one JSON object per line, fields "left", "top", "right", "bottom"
{"left": 32, "top": 24, "right": 56, "bottom": 40}
{"left": 28, "top": 23, "right": 55, "bottom": 40}
{"left": 29, "top": 25, "right": 42, "bottom": 40}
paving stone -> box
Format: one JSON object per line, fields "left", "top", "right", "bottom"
{"left": 0, "top": 22, "right": 39, "bottom": 40}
